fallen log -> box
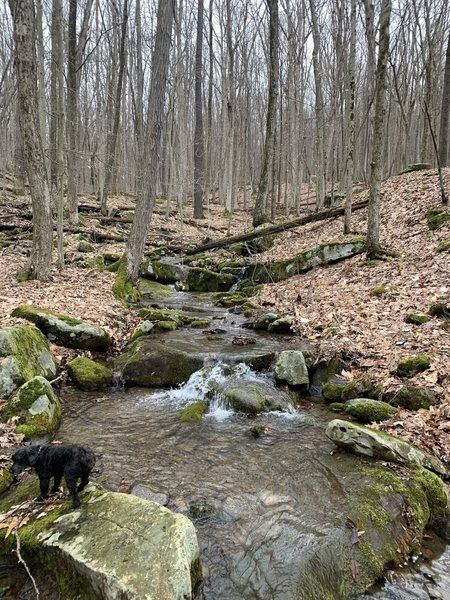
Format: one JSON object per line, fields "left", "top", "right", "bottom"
{"left": 169, "top": 199, "right": 369, "bottom": 255}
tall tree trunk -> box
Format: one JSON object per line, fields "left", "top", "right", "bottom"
{"left": 125, "top": 0, "right": 174, "bottom": 283}
{"left": 344, "top": 0, "right": 357, "bottom": 234}
{"left": 193, "top": 0, "right": 205, "bottom": 219}
{"left": 367, "top": 0, "right": 392, "bottom": 258}
{"left": 438, "top": 32, "right": 450, "bottom": 167}
{"left": 309, "top": 0, "right": 325, "bottom": 210}
{"left": 253, "top": 0, "right": 279, "bottom": 227}
{"left": 8, "top": 0, "right": 53, "bottom": 280}
{"left": 101, "top": 0, "right": 129, "bottom": 215}
{"left": 67, "top": 0, "right": 79, "bottom": 225}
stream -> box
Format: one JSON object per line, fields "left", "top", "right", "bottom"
{"left": 4, "top": 290, "right": 450, "bottom": 599}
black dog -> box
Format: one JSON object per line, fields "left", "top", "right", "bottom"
{"left": 10, "top": 444, "right": 96, "bottom": 508}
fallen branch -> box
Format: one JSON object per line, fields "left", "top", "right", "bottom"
{"left": 14, "top": 528, "right": 40, "bottom": 599}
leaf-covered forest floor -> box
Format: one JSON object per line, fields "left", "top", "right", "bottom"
{"left": 0, "top": 168, "right": 449, "bottom": 465}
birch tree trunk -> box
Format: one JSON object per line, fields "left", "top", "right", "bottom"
{"left": 367, "top": 0, "right": 392, "bottom": 258}
{"left": 8, "top": 0, "right": 53, "bottom": 280}
{"left": 125, "top": 0, "right": 174, "bottom": 283}
{"left": 253, "top": 0, "right": 279, "bottom": 227}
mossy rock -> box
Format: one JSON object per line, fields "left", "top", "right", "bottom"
{"left": 185, "top": 267, "right": 236, "bottom": 292}
{"left": 67, "top": 357, "right": 113, "bottom": 391}
{"left": 0, "top": 479, "right": 201, "bottom": 600}
{"left": 153, "top": 320, "right": 178, "bottom": 332}
{"left": 341, "top": 376, "right": 382, "bottom": 402}
{"left": 130, "top": 320, "right": 154, "bottom": 341}
{"left": 102, "top": 252, "right": 121, "bottom": 264}
{"left": 0, "top": 468, "right": 14, "bottom": 493}
{"left": 267, "top": 317, "right": 293, "bottom": 333}
{"left": 216, "top": 293, "right": 247, "bottom": 307}
{"left": 11, "top": 305, "right": 111, "bottom": 352}
{"left": 77, "top": 241, "right": 94, "bottom": 253}
{"left": 138, "top": 279, "right": 174, "bottom": 298}
{"left": 244, "top": 239, "right": 367, "bottom": 284}
{"left": 426, "top": 207, "right": 450, "bottom": 230}
{"left": 396, "top": 355, "right": 430, "bottom": 378}
{"left": 369, "top": 287, "right": 388, "bottom": 297}
{"left": 437, "top": 236, "right": 450, "bottom": 252}
{"left": 404, "top": 313, "right": 431, "bottom": 325}
{"left": 140, "top": 259, "right": 188, "bottom": 284}
{"left": 220, "top": 381, "right": 293, "bottom": 414}
{"left": 344, "top": 398, "right": 397, "bottom": 423}
{"left": 180, "top": 402, "right": 209, "bottom": 423}
{"left": 138, "top": 307, "right": 193, "bottom": 328}
{"left": 253, "top": 313, "right": 280, "bottom": 330}
{"left": 322, "top": 381, "right": 345, "bottom": 402}
{"left": 387, "top": 385, "right": 436, "bottom": 410}
{"left": 310, "top": 359, "right": 342, "bottom": 397}
{"left": 429, "top": 302, "right": 450, "bottom": 319}
{"left": 190, "top": 320, "right": 210, "bottom": 328}
{"left": 0, "top": 324, "right": 57, "bottom": 398}
{"left": 273, "top": 350, "right": 309, "bottom": 389}
{"left": 329, "top": 402, "right": 345, "bottom": 412}
{"left": 398, "top": 163, "right": 432, "bottom": 174}
{"left": 115, "top": 339, "right": 204, "bottom": 387}
{"left": 1, "top": 376, "right": 61, "bottom": 440}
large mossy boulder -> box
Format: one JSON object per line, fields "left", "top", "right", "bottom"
{"left": 11, "top": 305, "right": 111, "bottom": 351}
{"left": 0, "top": 325, "right": 57, "bottom": 398}
{"left": 244, "top": 239, "right": 367, "bottom": 284}
{"left": 1, "top": 376, "right": 61, "bottom": 439}
{"left": 67, "top": 357, "right": 113, "bottom": 391}
{"left": 115, "top": 339, "right": 204, "bottom": 387}
{"left": 344, "top": 398, "right": 397, "bottom": 423}
{"left": 273, "top": 350, "right": 309, "bottom": 390}
{"left": 0, "top": 480, "right": 201, "bottom": 600}
{"left": 325, "top": 419, "right": 449, "bottom": 477}
{"left": 185, "top": 267, "right": 236, "bottom": 292}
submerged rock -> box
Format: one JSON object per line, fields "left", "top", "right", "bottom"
{"left": 218, "top": 380, "right": 293, "bottom": 414}
{"left": 325, "top": 419, "right": 449, "bottom": 477}
{"left": 0, "top": 324, "right": 57, "bottom": 398}
{"left": 11, "top": 305, "right": 111, "bottom": 351}
{"left": 180, "top": 402, "right": 209, "bottom": 423}
{"left": 1, "top": 376, "right": 61, "bottom": 440}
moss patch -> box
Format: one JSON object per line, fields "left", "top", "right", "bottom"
{"left": 67, "top": 357, "right": 113, "bottom": 391}
{"left": 344, "top": 399, "right": 397, "bottom": 423}
{"left": 112, "top": 257, "right": 141, "bottom": 306}
{"left": 180, "top": 402, "right": 209, "bottom": 423}
{"left": 369, "top": 287, "right": 388, "bottom": 297}
{"left": 429, "top": 302, "right": 450, "bottom": 319}
{"left": 404, "top": 313, "right": 431, "bottom": 325}
{"left": 426, "top": 207, "right": 450, "bottom": 230}
{"left": 398, "top": 163, "right": 431, "bottom": 174}
{"left": 436, "top": 236, "right": 450, "bottom": 252}
{"left": 396, "top": 355, "right": 430, "bottom": 377}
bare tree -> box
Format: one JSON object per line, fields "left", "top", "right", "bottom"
{"left": 344, "top": 0, "right": 357, "bottom": 233}
{"left": 367, "top": 0, "right": 392, "bottom": 258}
{"left": 193, "top": 0, "right": 205, "bottom": 219}
{"left": 123, "top": 0, "right": 175, "bottom": 286}
{"left": 439, "top": 31, "right": 450, "bottom": 167}
{"left": 8, "top": 0, "right": 53, "bottom": 280}
{"left": 253, "top": 0, "right": 279, "bottom": 227}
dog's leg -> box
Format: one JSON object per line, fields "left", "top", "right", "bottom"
{"left": 38, "top": 477, "right": 50, "bottom": 500}
{"left": 65, "top": 475, "right": 81, "bottom": 508}
{"left": 51, "top": 471, "right": 63, "bottom": 493}
{"left": 77, "top": 473, "right": 90, "bottom": 492}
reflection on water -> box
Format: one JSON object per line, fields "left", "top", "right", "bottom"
{"left": 56, "top": 375, "right": 450, "bottom": 600}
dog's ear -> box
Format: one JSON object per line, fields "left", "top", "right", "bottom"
{"left": 27, "top": 446, "right": 41, "bottom": 466}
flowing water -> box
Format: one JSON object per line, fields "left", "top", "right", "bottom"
{"left": 5, "top": 290, "right": 450, "bottom": 599}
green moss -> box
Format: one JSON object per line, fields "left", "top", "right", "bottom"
{"left": 322, "top": 382, "right": 344, "bottom": 402}
{"left": 11, "top": 304, "right": 83, "bottom": 327}
{"left": 344, "top": 399, "right": 397, "bottom": 423}
{"left": 67, "top": 357, "right": 113, "bottom": 391}
{"left": 112, "top": 257, "right": 141, "bottom": 306}
{"left": 16, "top": 267, "right": 31, "bottom": 282}
{"left": 426, "top": 207, "right": 450, "bottom": 230}
{"left": 180, "top": 401, "right": 209, "bottom": 423}
{"left": 0, "top": 468, "right": 14, "bottom": 493}
{"left": 153, "top": 320, "right": 177, "bottom": 331}
{"left": 398, "top": 163, "right": 431, "bottom": 174}
{"left": 436, "top": 236, "right": 450, "bottom": 252}
{"left": 396, "top": 355, "right": 431, "bottom": 377}
{"left": 78, "top": 241, "right": 94, "bottom": 253}
{"left": 2, "top": 376, "right": 50, "bottom": 418}
{"left": 410, "top": 466, "right": 449, "bottom": 520}
{"left": 369, "top": 287, "right": 388, "bottom": 297}
{"left": 429, "top": 302, "right": 450, "bottom": 319}
{"left": 138, "top": 279, "right": 174, "bottom": 297}
{"left": 86, "top": 256, "right": 106, "bottom": 271}
{"left": 329, "top": 402, "right": 345, "bottom": 412}
{"left": 190, "top": 320, "right": 210, "bottom": 328}
{"left": 404, "top": 313, "right": 431, "bottom": 325}
{"left": 216, "top": 293, "right": 247, "bottom": 307}
{"left": 138, "top": 307, "right": 193, "bottom": 327}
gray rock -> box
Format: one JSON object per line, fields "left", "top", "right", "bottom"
{"left": 1, "top": 376, "right": 61, "bottom": 440}
{"left": 130, "top": 483, "right": 169, "bottom": 506}
{"left": 36, "top": 485, "right": 201, "bottom": 600}
{"left": 325, "top": 419, "right": 449, "bottom": 477}
{"left": 274, "top": 350, "right": 309, "bottom": 389}
{"left": 0, "top": 325, "right": 57, "bottom": 398}
{"left": 214, "top": 380, "right": 293, "bottom": 414}
{"left": 11, "top": 305, "right": 111, "bottom": 351}
{"left": 387, "top": 385, "right": 437, "bottom": 410}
